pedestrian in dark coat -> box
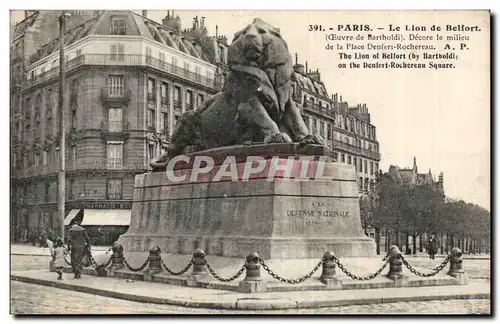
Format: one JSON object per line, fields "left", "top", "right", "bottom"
{"left": 428, "top": 234, "right": 438, "bottom": 260}
{"left": 67, "top": 224, "right": 90, "bottom": 279}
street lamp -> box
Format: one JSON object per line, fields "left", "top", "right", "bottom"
{"left": 58, "top": 11, "right": 71, "bottom": 241}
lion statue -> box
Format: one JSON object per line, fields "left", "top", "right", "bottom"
{"left": 151, "top": 18, "right": 323, "bottom": 170}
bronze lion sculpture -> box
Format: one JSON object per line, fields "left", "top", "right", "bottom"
{"left": 151, "top": 18, "right": 323, "bottom": 170}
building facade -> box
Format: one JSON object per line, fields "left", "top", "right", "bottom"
{"left": 290, "top": 57, "right": 381, "bottom": 192}
{"left": 10, "top": 10, "right": 381, "bottom": 244}
{"left": 10, "top": 10, "right": 228, "bottom": 243}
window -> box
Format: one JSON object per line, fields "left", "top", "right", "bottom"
{"left": 195, "top": 66, "right": 201, "bottom": 81}
{"left": 183, "top": 62, "right": 190, "bottom": 77}
{"left": 71, "top": 111, "right": 76, "bottom": 129}
{"left": 370, "top": 161, "right": 374, "bottom": 175}
{"left": 359, "top": 177, "right": 363, "bottom": 191}
{"left": 358, "top": 158, "right": 363, "bottom": 172}
{"left": 45, "top": 183, "right": 50, "bottom": 202}
{"left": 106, "top": 142, "right": 123, "bottom": 169}
{"left": 161, "top": 82, "right": 168, "bottom": 101}
{"left": 147, "top": 77, "right": 156, "bottom": 100}
{"left": 340, "top": 153, "right": 345, "bottom": 163}
{"left": 327, "top": 124, "right": 332, "bottom": 140}
{"left": 161, "top": 112, "right": 168, "bottom": 132}
{"left": 55, "top": 147, "right": 60, "bottom": 164}
{"left": 76, "top": 49, "right": 82, "bottom": 57}
{"left": 147, "top": 109, "right": 155, "bottom": 129}
{"left": 364, "top": 160, "right": 368, "bottom": 174}
{"left": 303, "top": 116, "right": 309, "bottom": 129}
{"left": 312, "top": 119, "right": 317, "bottom": 134}
{"left": 42, "top": 151, "right": 48, "bottom": 165}
{"left": 33, "top": 152, "right": 40, "bottom": 167}
{"left": 353, "top": 157, "right": 357, "bottom": 168}
{"left": 70, "top": 145, "right": 77, "bottom": 160}
{"left": 186, "top": 90, "right": 193, "bottom": 109}
{"left": 174, "top": 86, "right": 181, "bottom": 106}
{"left": 148, "top": 143, "right": 156, "bottom": 162}
{"left": 107, "top": 179, "right": 123, "bottom": 199}
{"left": 171, "top": 57, "right": 178, "bottom": 73}
{"left": 320, "top": 121, "right": 325, "bottom": 137}
{"left": 70, "top": 79, "right": 78, "bottom": 96}
{"left": 347, "top": 155, "right": 352, "bottom": 165}
{"left": 110, "top": 44, "right": 125, "bottom": 61}
{"left": 108, "top": 75, "right": 124, "bottom": 96}
{"left": 110, "top": 16, "right": 127, "bottom": 35}
{"left": 159, "top": 52, "right": 166, "bottom": 68}
{"left": 146, "top": 47, "right": 152, "bottom": 64}
{"left": 197, "top": 93, "right": 204, "bottom": 107}
{"left": 12, "top": 153, "right": 17, "bottom": 169}
{"left": 69, "top": 179, "right": 75, "bottom": 200}
{"left": 108, "top": 108, "right": 122, "bottom": 132}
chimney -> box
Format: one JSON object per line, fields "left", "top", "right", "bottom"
{"left": 293, "top": 64, "right": 304, "bottom": 74}
{"left": 142, "top": 10, "right": 147, "bottom": 18}
{"left": 216, "top": 25, "right": 218, "bottom": 38}
{"left": 201, "top": 17, "right": 205, "bottom": 29}
{"left": 24, "top": 10, "right": 28, "bottom": 19}
{"left": 339, "top": 95, "right": 343, "bottom": 102}
{"left": 305, "top": 61, "right": 308, "bottom": 73}
{"left": 295, "top": 53, "right": 298, "bottom": 65}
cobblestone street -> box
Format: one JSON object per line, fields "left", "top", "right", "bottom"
{"left": 10, "top": 254, "right": 491, "bottom": 315}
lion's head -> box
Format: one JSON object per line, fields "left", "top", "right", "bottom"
{"left": 228, "top": 18, "right": 294, "bottom": 119}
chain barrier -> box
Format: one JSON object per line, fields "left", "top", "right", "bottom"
{"left": 87, "top": 249, "right": 112, "bottom": 269}
{"left": 259, "top": 258, "right": 323, "bottom": 284}
{"left": 334, "top": 257, "right": 390, "bottom": 281}
{"left": 161, "top": 258, "right": 193, "bottom": 276}
{"left": 400, "top": 254, "right": 451, "bottom": 277}
{"left": 123, "top": 257, "right": 150, "bottom": 272}
{"left": 206, "top": 262, "right": 246, "bottom": 282}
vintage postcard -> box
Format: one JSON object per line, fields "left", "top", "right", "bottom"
{"left": 9, "top": 9, "right": 491, "bottom": 315}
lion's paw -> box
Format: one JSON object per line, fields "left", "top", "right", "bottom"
{"left": 299, "top": 134, "right": 324, "bottom": 145}
{"left": 264, "top": 132, "right": 293, "bottom": 144}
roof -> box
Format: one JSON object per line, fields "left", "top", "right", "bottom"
{"left": 26, "top": 10, "right": 219, "bottom": 66}
{"left": 295, "top": 72, "right": 329, "bottom": 98}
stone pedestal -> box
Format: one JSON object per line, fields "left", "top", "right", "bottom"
{"left": 118, "top": 143, "right": 376, "bottom": 259}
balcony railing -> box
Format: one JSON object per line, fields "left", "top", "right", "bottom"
{"left": 100, "top": 87, "right": 131, "bottom": 102}
{"left": 173, "top": 101, "right": 182, "bottom": 110}
{"left": 160, "top": 97, "right": 170, "bottom": 106}
{"left": 24, "top": 54, "right": 216, "bottom": 90}
{"left": 100, "top": 120, "right": 130, "bottom": 134}
{"left": 147, "top": 92, "right": 156, "bottom": 102}
{"left": 332, "top": 140, "right": 381, "bottom": 161}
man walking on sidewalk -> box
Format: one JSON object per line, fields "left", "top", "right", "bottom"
{"left": 428, "top": 234, "right": 438, "bottom": 260}
{"left": 67, "top": 224, "right": 90, "bottom": 279}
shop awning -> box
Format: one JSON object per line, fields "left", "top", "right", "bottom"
{"left": 64, "top": 209, "right": 131, "bottom": 226}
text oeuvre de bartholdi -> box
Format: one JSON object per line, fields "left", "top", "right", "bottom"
{"left": 312, "top": 23, "right": 483, "bottom": 69}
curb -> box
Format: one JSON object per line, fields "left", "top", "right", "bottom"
{"left": 10, "top": 274, "right": 490, "bottom": 310}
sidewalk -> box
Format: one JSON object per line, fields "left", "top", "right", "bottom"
{"left": 11, "top": 270, "right": 490, "bottom": 310}
{"left": 11, "top": 244, "right": 111, "bottom": 256}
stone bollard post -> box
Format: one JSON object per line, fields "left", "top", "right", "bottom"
{"left": 386, "top": 245, "right": 405, "bottom": 283}
{"left": 186, "top": 249, "right": 208, "bottom": 286}
{"left": 239, "top": 252, "right": 267, "bottom": 293}
{"left": 107, "top": 243, "right": 125, "bottom": 276}
{"left": 448, "top": 247, "right": 468, "bottom": 284}
{"left": 143, "top": 246, "right": 163, "bottom": 281}
{"left": 191, "top": 249, "right": 208, "bottom": 275}
{"left": 319, "top": 251, "right": 342, "bottom": 289}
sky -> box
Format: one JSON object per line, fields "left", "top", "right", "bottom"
{"left": 9, "top": 10, "right": 491, "bottom": 210}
